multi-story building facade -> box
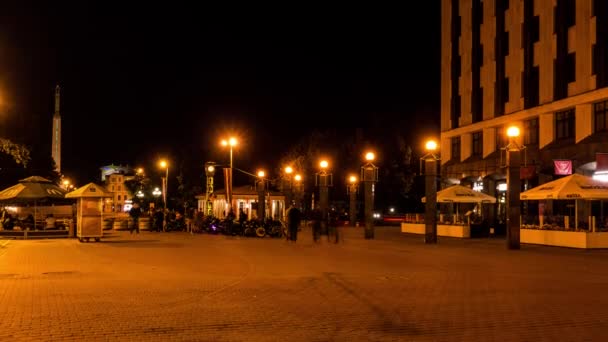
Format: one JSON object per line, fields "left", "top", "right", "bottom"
{"left": 100, "top": 165, "right": 134, "bottom": 213}
{"left": 441, "top": 0, "right": 608, "bottom": 219}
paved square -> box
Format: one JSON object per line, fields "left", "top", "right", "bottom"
{"left": 1, "top": 227, "right": 608, "bottom": 341}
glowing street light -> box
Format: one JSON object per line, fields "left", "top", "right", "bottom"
{"left": 320, "top": 160, "right": 329, "bottom": 169}
{"left": 425, "top": 140, "right": 438, "bottom": 151}
{"left": 361, "top": 151, "right": 379, "bottom": 239}
{"left": 421, "top": 139, "right": 440, "bottom": 244}
{"left": 294, "top": 174, "right": 302, "bottom": 182}
{"left": 505, "top": 125, "right": 524, "bottom": 250}
{"left": 159, "top": 160, "right": 169, "bottom": 223}
{"left": 347, "top": 174, "right": 359, "bottom": 227}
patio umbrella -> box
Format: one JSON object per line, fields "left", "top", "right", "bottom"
{"left": 422, "top": 185, "right": 497, "bottom": 203}
{"left": 0, "top": 176, "right": 69, "bottom": 229}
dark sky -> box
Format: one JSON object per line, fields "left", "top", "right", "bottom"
{"left": 0, "top": 2, "right": 440, "bottom": 185}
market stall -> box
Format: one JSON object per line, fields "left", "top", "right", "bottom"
{"left": 66, "top": 183, "right": 112, "bottom": 242}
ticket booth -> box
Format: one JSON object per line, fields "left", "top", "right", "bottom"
{"left": 66, "top": 183, "right": 112, "bottom": 243}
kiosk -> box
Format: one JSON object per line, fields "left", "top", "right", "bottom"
{"left": 66, "top": 183, "right": 111, "bottom": 242}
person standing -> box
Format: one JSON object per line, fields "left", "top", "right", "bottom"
{"left": 287, "top": 205, "right": 302, "bottom": 242}
{"left": 129, "top": 202, "right": 141, "bottom": 234}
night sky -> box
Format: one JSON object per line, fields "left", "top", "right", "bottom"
{"left": 1, "top": 3, "right": 440, "bottom": 185}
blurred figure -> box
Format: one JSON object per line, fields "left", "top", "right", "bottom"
{"left": 310, "top": 206, "right": 322, "bottom": 243}
{"left": 287, "top": 205, "right": 302, "bottom": 242}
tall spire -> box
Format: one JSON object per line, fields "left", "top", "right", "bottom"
{"left": 54, "top": 85, "right": 60, "bottom": 116}
{"left": 52, "top": 85, "right": 62, "bottom": 172}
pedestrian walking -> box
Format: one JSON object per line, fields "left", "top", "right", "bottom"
{"left": 129, "top": 202, "right": 141, "bottom": 234}
{"left": 287, "top": 205, "right": 301, "bottom": 242}
{"left": 310, "top": 207, "right": 322, "bottom": 242}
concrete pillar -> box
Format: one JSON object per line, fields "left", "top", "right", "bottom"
{"left": 507, "top": 148, "right": 521, "bottom": 250}
{"left": 425, "top": 158, "right": 438, "bottom": 244}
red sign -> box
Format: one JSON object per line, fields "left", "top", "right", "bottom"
{"left": 597, "top": 153, "right": 608, "bottom": 172}
{"left": 554, "top": 160, "right": 572, "bottom": 175}
{"left": 520, "top": 165, "right": 536, "bottom": 180}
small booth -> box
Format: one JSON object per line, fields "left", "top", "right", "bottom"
{"left": 402, "top": 185, "right": 496, "bottom": 238}
{"left": 66, "top": 183, "right": 111, "bottom": 243}
{"left": 520, "top": 174, "right": 608, "bottom": 248}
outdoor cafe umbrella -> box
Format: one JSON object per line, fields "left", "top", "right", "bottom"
{"left": 0, "top": 176, "right": 69, "bottom": 229}
{"left": 422, "top": 185, "right": 496, "bottom": 219}
{"left": 520, "top": 173, "right": 608, "bottom": 229}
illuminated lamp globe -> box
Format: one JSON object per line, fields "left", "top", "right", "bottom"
{"left": 320, "top": 160, "right": 329, "bottom": 169}
{"left": 159, "top": 160, "right": 168, "bottom": 169}
{"left": 294, "top": 174, "right": 302, "bottom": 182}
{"left": 257, "top": 170, "right": 265, "bottom": 178}
{"left": 425, "top": 140, "right": 438, "bottom": 151}
{"left": 229, "top": 137, "right": 237, "bottom": 146}
{"left": 349, "top": 175, "right": 357, "bottom": 183}
{"left": 506, "top": 126, "right": 520, "bottom": 138}
{"left": 365, "top": 152, "right": 375, "bottom": 161}
{"left": 207, "top": 165, "right": 215, "bottom": 173}
{"left": 285, "top": 166, "right": 293, "bottom": 174}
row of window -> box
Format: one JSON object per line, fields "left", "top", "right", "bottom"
{"left": 449, "top": 99, "right": 608, "bottom": 161}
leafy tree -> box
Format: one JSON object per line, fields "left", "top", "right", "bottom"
{"left": 0, "top": 138, "right": 30, "bottom": 167}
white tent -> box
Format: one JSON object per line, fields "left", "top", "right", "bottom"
{"left": 422, "top": 185, "right": 497, "bottom": 203}
{"left": 520, "top": 174, "right": 608, "bottom": 200}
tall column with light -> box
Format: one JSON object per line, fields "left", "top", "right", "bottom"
{"left": 315, "top": 160, "right": 333, "bottom": 227}
{"left": 221, "top": 137, "right": 237, "bottom": 213}
{"left": 256, "top": 170, "right": 266, "bottom": 220}
{"left": 159, "top": 160, "right": 169, "bottom": 210}
{"left": 361, "top": 152, "right": 378, "bottom": 239}
{"left": 293, "top": 174, "right": 303, "bottom": 210}
{"left": 421, "top": 140, "right": 440, "bottom": 244}
{"left": 284, "top": 166, "right": 294, "bottom": 208}
{"left": 347, "top": 175, "right": 359, "bottom": 227}
{"left": 204, "top": 162, "right": 216, "bottom": 216}
{"left": 505, "top": 126, "right": 524, "bottom": 250}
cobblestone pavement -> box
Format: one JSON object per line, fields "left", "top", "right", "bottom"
{"left": 1, "top": 227, "right": 608, "bottom": 341}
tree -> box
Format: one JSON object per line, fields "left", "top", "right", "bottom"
{"left": 0, "top": 138, "right": 30, "bottom": 167}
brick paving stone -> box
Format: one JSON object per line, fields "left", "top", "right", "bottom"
{"left": 1, "top": 227, "right": 608, "bottom": 340}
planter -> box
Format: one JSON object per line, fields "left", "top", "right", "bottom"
{"left": 401, "top": 223, "right": 470, "bottom": 238}
{"left": 520, "top": 228, "right": 608, "bottom": 249}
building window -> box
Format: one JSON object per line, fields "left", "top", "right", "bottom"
{"left": 118, "top": 185, "right": 121, "bottom": 191}
{"left": 111, "top": 186, "right": 114, "bottom": 191}
{"left": 555, "top": 109, "right": 575, "bottom": 140}
{"left": 472, "top": 132, "right": 483, "bottom": 156}
{"left": 118, "top": 195, "right": 121, "bottom": 200}
{"left": 566, "top": 53, "right": 576, "bottom": 83}
{"left": 524, "top": 118, "right": 539, "bottom": 145}
{"left": 451, "top": 137, "right": 461, "bottom": 161}
{"left": 496, "top": 126, "right": 508, "bottom": 149}
{"left": 594, "top": 100, "right": 608, "bottom": 132}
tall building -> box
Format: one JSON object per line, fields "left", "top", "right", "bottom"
{"left": 441, "top": 0, "right": 608, "bottom": 218}
{"left": 51, "top": 85, "right": 61, "bottom": 172}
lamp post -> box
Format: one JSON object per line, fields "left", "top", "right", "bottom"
{"left": 361, "top": 152, "right": 378, "bottom": 239}
{"left": 315, "top": 160, "right": 333, "bottom": 228}
{"left": 284, "top": 166, "right": 294, "bottom": 207}
{"left": 421, "top": 140, "right": 440, "bottom": 244}
{"left": 257, "top": 170, "right": 266, "bottom": 220}
{"left": 62, "top": 179, "right": 70, "bottom": 191}
{"left": 204, "top": 162, "right": 216, "bottom": 216}
{"left": 293, "top": 174, "right": 303, "bottom": 210}
{"left": 221, "top": 137, "right": 237, "bottom": 213}
{"left": 347, "top": 175, "right": 359, "bottom": 227}
{"left": 159, "top": 160, "right": 169, "bottom": 210}
{"left": 505, "top": 125, "right": 524, "bottom": 250}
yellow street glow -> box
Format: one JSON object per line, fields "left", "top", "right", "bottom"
{"left": 294, "top": 174, "right": 302, "bottom": 181}
{"left": 159, "top": 160, "right": 168, "bottom": 168}
{"left": 229, "top": 137, "right": 237, "bottom": 146}
{"left": 425, "top": 140, "right": 438, "bottom": 151}
{"left": 207, "top": 165, "right": 215, "bottom": 173}
{"left": 257, "top": 170, "right": 265, "bottom": 178}
{"left": 320, "top": 160, "right": 329, "bottom": 169}
{"left": 506, "top": 126, "right": 520, "bottom": 137}
{"left": 349, "top": 175, "right": 357, "bottom": 183}
{"left": 285, "top": 166, "right": 293, "bottom": 174}
{"left": 365, "top": 152, "right": 375, "bottom": 161}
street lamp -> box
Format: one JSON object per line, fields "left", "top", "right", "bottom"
{"left": 256, "top": 170, "right": 266, "bottom": 220}
{"left": 316, "top": 159, "right": 333, "bottom": 228}
{"left": 204, "top": 161, "right": 216, "bottom": 216}
{"left": 159, "top": 160, "right": 169, "bottom": 209}
{"left": 293, "top": 173, "right": 303, "bottom": 210}
{"left": 361, "top": 151, "right": 378, "bottom": 239}
{"left": 136, "top": 190, "right": 144, "bottom": 198}
{"left": 283, "top": 166, "right": 294, "bottom": 206}
{"left": 62, "top": 179, "right": 70, "bottom": 191}
{"left": 347, "top": 175, "right": 359, "bottom": 227}
{"left": 505, "top": 125, "right": 524, "bottom": 250}
{"left": 221, "top": 137, "right": 238, "bottom": 213}
{"left": 421, "top": 139, "right": 440, "bottom": 244}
